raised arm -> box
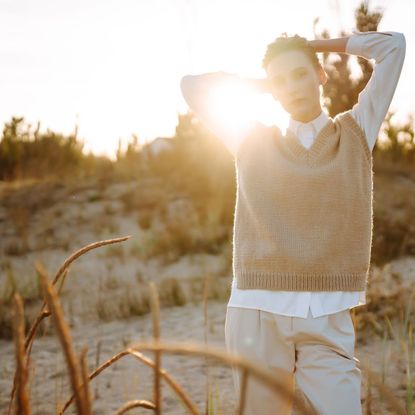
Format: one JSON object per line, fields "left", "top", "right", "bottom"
{"left": 180, "top": 72, "right": 270, "bottom": 157}
{"left": 345, "top": 31, "right": 406, "bottom": 151}
{"left": 311, "top": 31, "right": 406, "bottom": 152}
{"left": 308, "top": 37, "right": 350, "bottom": 54}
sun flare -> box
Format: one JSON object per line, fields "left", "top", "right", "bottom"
{"left": 205, "top": 76, "right": 289, "bottom": 141}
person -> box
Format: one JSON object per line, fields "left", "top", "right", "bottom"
{"left": 180, "top": 30, "right": 406, "bottom": 415}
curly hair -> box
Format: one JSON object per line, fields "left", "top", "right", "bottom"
{"left": 262, "top": 33, "right": 322, "bottom": 72}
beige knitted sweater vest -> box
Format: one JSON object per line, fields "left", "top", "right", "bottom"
{"left": 233, "top": 110, "right": 373, "bottom": 291}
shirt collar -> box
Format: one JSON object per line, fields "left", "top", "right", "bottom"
{"left": 288, "top": 110, "right": 329, "bottom": 138}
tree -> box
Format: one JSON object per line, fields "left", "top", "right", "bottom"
{"left": 315, "top": 0, "right": 383, "bottom": 117}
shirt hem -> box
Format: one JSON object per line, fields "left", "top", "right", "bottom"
{"left": 226, "top": 303, "right": 365, "bottom": 318}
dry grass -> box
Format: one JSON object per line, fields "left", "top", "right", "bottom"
{"left": 11, "top": 294, "right": 31, "bottom": 415}
{"left": 3, "top": 237, "right": 413, "bottom": 414}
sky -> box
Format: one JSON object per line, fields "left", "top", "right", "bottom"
{"left": 1, "top": 0, "right": 414, "bottom": 159}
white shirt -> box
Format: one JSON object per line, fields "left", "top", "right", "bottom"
{"left": 180, "top": 31, "right": 406, "bottom": 318}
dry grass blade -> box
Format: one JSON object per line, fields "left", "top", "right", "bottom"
{"left": 115, "top": 399, "right": 156, "bottom": 414}
{"left": 12, "top": 294, "right": 31, "bottom": 415}
{"left": 36, "top": 262, "right": 90, "bottom": 415}
{"left": 128, "top": 340, "right": 312, "bottom": 415}
{"left": 57, "top": 268, "right": 69, "bottom": 296}
{"left": 80, "top": 347, "right": 92, "bottom": 411}
{"left": 202, "top": 269, "right": 211, "bottom": 415}
{"left": 7, "top": 236, "right": 131, "bottom": 415}
{"left": 94, "top": 340, "right": 102, "bottom": 400}
{"left": 8, "top": 308, "right": 50, "bottom": 415}
{"left": 149, "top": 281, "right": 162, "bottom": 415}
{"left": 59, "top": 349, "right": 199, "bottom": 415}
{"left": 25, "top": 235, "right": 132, "bottom": 350}
{"left": 362, "top": 358, "right": 407, "bottom": 415}
{"left": 51, "top": 235, "right": 132, "bottom": 287}
{"left": 237, "top": 368, "right": 248, "bottom": 415}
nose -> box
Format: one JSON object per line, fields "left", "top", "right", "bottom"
{"left": 286, "top": 79, "right": 300, "bottom": 97}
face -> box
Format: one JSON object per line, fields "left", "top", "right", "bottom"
{"left": 266, "top": 49, "right": 327, "bottom": 122}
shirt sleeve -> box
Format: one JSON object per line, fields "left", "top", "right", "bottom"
{"left": 346, "top": 31, "right": 406, "bottom": 152}
{"left": 180, "top": 72, "right": 260, "bottom": 158}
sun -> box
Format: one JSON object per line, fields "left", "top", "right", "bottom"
{"left": 205, "top": 75, "right": 289, "bottom": 141}
{"left": 206, "top": 78, "right": 255, "bottom": 134}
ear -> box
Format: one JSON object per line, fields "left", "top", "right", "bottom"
{"left": 318, "top": 66, "right": 328, "bottom": 86}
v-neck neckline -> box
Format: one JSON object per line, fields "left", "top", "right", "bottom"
{"left": 284, "top": 118, "right": 335, "bottom": 162}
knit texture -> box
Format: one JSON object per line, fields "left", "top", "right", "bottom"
{"left": 233, "top": 110, "right": 373, "bottom": 291}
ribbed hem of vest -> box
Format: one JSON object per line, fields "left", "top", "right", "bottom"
{"left": 236, "top": 272, "right": 367, "bottom": 291}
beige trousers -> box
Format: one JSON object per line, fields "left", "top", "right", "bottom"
{"left": 224, "top": 307, "right": 362, "bottom": 415}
